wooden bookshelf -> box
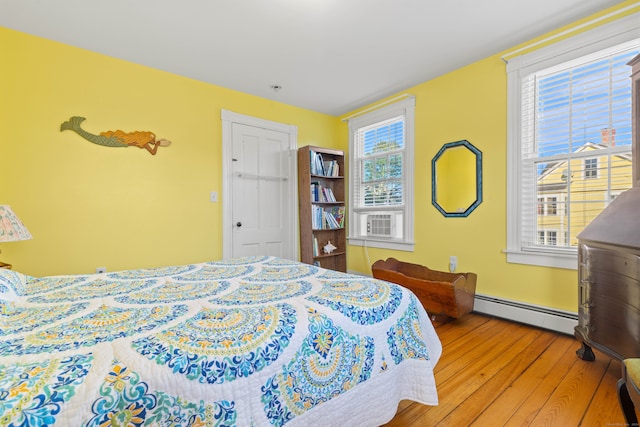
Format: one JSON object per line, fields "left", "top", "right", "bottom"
{"left": 297, "top": 145, "right": 346, "bottom": 272}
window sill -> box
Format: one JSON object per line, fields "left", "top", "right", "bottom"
{"left": 504, "top": 248, "right": 577, "bottom": 270}
{"left": 348, "top": 237, "right": 415, "bottom": 252}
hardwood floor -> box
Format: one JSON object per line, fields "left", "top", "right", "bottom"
{"left": 384, "top": 312, "right": 632, "bottom": 426}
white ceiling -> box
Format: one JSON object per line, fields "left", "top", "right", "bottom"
{"left": 0, "top": 0, "right": 626, "bottom": 116}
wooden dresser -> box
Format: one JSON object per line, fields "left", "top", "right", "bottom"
{"left": 574, "top": 53, "right": 640, "bottom": 361}
{"left": 575, "top": 241, "right": 640, "bottom": 361}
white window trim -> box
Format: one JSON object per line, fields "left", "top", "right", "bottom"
{"left": 505, "top": 12, "right": 640, "bottom": 270}
{"left": 348, "top": 97, "right": 415, "bottom": 251}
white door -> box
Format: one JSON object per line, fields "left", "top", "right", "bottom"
{"left": 221, "top": 111, "right": 298, "bottom": 260}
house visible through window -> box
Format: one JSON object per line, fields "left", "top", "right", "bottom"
{"left": 348, "top": 97, "right": 415, "bottom": 251}
{"left": 506, "top": 14, "right": 639, "bottom": 269}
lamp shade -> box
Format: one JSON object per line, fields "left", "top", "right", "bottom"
{"left": 0, "top": 205, "right": 32, "bottom": 242}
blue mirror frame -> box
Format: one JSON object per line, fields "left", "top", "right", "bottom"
{"left": 431, "top": 140, "right": 483, "bottom": 218}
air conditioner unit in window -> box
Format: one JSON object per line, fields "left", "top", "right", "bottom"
{"left": 367, "top": 214, "right": 393, "bottom": 237}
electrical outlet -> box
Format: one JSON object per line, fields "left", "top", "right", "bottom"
{"left": 449, "top": 256, "right": 457, "bottom": 273}
{"left": 96, "top": 267, "right": 107, "bottom": 274}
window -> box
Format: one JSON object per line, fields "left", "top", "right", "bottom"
{"left": 537, "top": 230, "right": 558, "bottom": 245}
{"left": 547, "top": 197, "right": 557, "bottom": 216}
{"left": 348, "top": 97, "right": 415, "bottom": 251}
{"left": 538, "top": 195, "right": 559, "bottom": 216}
{"left": 584, "top": 158, "right": 598, "bottom": 179}
{"left": 506, "top": 14, "right": 639, "bottom": 269}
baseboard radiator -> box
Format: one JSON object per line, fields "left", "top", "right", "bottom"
{"left": 473, "top": 294, "right": 578, "bottom": 336}
{"left": 349, "top": 269, "right": 578, "bottom": 335}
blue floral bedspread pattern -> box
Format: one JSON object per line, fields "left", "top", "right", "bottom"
{"left": 261, "top": 307, "right": 375, "bottom": 426}
{"left": 0, "top": 354, "right": 93, "bottom": 426}
{"left": 0, "top": 256, "right": 441, "bottom": 426}
{"left": 132, "top": 304, "right": 297, "bottom": 384}
{"left": 85, "top": 361, "right": 237, "bottom": 427}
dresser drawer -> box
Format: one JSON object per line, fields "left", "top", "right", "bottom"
{"left": 584, "top": 245, "right": 640, "bottom": 281}
{"left": 586, "top": 296, "right": 640, "bottom": 359}
{"left": 585, "top": 269, "right": 640, "bottom": 311}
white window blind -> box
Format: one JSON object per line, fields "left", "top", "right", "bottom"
{"left": 354, "top": 116, "right": 405, "bottom": 209}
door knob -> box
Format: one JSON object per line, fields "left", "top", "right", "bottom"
{"left": 236, "top": 222, "right": 242, "bottom": 227}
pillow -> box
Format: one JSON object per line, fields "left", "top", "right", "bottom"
{"left": 0, "top": 268, "right": 32, "bottom": 297}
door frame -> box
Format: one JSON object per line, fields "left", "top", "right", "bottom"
{"left": 220, "top": 109, "right": 299, "bottom": 259}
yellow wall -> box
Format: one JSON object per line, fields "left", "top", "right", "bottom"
{"left": 0, "top": 26, "right": 338, "bottom": 276}
{"left": 342, "top": 1, "right": 640, "bottom": 313}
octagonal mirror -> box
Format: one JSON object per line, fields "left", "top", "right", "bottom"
{"left": 432, "top": 140, "right": 482, "bottom": 217}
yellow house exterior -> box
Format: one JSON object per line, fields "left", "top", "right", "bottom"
{"left": 537, "top": 134, "right": 632, "bottom": 248}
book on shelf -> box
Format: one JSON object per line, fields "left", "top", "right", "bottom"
{"left": 323, "top": 160, "right": 339, "bottom": 177}
{"left": 328, "top": 206, "right": 345, "bottom": 227}
{"left": 316, "top": 153, "right": 325, "bottom": 176}
{"left": 324, "top": 187, "right": 336, "bottom": 202}
{"left": 311, "top": 205, "right": 345, "bottom": 229}
{"left": 309, "top": 150, "right": 339, "bottom": 177}
{"left": 309, "top": 150, "right": 317, "bottom": 175}
{"left": 310, "top": 182, "right": 337, "bottom": 203}
{"left": 310, "top": 182, "right": 323, "bottom": 202}
{"left": 324, "top": 211, "right": 340, "bottom": 229}
{"left": 309, "top": 150, "right": 326, "bottom": 176}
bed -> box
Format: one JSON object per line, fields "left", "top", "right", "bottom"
{"left": 0, "top": 256, "right": 441, "bottom": 426}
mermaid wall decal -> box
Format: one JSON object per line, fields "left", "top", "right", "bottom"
{"left": 60, "top": 116, "right": 172, "bottom": 155}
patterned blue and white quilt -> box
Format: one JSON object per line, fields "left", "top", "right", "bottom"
{"left": 0, "top": 256, "right": 441, "bottom": 426}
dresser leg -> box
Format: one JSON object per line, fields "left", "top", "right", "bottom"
{"left": 576, "top": 342, "right": 596, "bottom": 361}
{"left": 617, "top": 378, "right": 639, "bottom": 426}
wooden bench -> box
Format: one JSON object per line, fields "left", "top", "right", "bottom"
{"left": 372, "top": 257, "right": 477, "bottom": 321}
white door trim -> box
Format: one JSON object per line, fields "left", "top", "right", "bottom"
{"left": 221, "top": 110, "right": 299, "bottom": 259}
